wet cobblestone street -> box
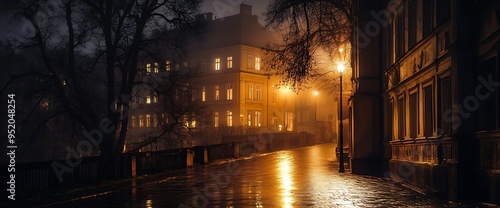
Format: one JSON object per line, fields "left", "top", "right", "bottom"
{"left": 41, "top": 143, "right": 488, "bottom": 207}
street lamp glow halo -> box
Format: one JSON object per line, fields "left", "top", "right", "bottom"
{"left": 337, "top": 63, "right": 345, "bottom": 73}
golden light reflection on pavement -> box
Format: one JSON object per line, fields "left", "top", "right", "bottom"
{"left": 277, "top": 152, "right": 294, "bottom": 208}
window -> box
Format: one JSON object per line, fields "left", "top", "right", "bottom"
{"left": 247, "top": 55, "right": 255, "bottom": 69}
{"left": 188, "top": 113, "right": 196, "bottom": 128}
{"left": 477, "top": 58, "right": 498, "bottom": 131}
{"left": 153, "top": 92, "right": 158, "bottom": 103}
{"left": 154, "top": 62, "right": 159, "bottom": 73}
{"left": 215, "top": 85, "right": 220, "bottom": 100}
{"left": 437, "top": 0, "right": 450, "bottom": 24}
{"left": 153, "top": 114, "right": 159, "bottom": 127}
{"left": 215, "top": 58, "right": 221, "bottom": 70}
{"left": 248, "top": 83, "right": 254, "bottom": 99}
{"left": 386, "top": 20, "right": 394, "bottom": 66}
{"left": 139, "top": 115, "right": 144, "bottom": 127}
{"left": 286, "top": 112, "right": 293, "bottom": 131}
{"left": 191, "top": 117, "right": 196, "bottom": 128}
{"left": 202, "top": 86, "right": 206, "bottom": 101}
{"left": 397, "top": 96, "right": 405, "bottom": 139}
{"left": 409, "top": 91, "right": 418, "bottom": 138}
{"left": 190, "top": 88, "right": 196, "bottom": 101}
{"left": 131, "top": 115, "right": 136, "bottom": 128}
{"left": 407, "top": 0, "right": 416, "bottom": 48}
{"left": 247, "top": 110, "right": 252, "bottom": 126}
{"left": 226, "top": 83, "right": 233, "bottom": 100}
{"left": 255, "top": 57, "right": 261, "bottom": 70}
{"left": 166, "top": 60, "right": 171, "bottom": 71}
{"left": 423, "top": 85, "right": 433, "bottom": 136}
{"left": 422, "top": 0, "right": 434, "bottom": 37}
{"left": 146, "top": 63, "right": 151, "bottom": 73}
{"left": 227, "top": 111, "right": 233, "bottom": 127}
{"left": 256, "top": 85, "right": 262, "bottom": 100}
{"left": 214, "top": 112, "right": 219, "bottom": 127}
{"left": 146, "top": 94, "right": 151, "bottom": 104}
{"left": 227, "top": 56, "right": 233, "bottom": 69}
{"left": 438, "top": 77, "right": 451, "bottom": 135}
{"left": 396, "top": 12, "right": 405, "bottom": 58}
{"left": 254, "top": 111, "right": 262, "bottom": 127}
{"left": 201, "top": 59, "right": 207, "bottom": 70}
{"left": 162, "top": 113, "right": 169, "bottom": 124}
{"left": 146, "top": 114, "right": 151, "bottom": 127}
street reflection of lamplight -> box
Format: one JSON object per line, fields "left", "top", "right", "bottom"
{"left": 337, "top": 62, "right": 345, "bottom": 173}
{"left": 314, "top": 91, "right": 318, "bottom": 135}
{"left": 278, "top": 153, "right": 294, "bottom": 208}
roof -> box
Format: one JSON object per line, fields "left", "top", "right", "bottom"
{"left": 185, "top": 4, "right": 277, "bottom": 51}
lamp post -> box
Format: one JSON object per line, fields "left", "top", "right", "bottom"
{"left": 337, "top": 63, "right": 345, "bottom": 173}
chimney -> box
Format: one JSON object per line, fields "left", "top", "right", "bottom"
{"left": 205, "top": 12, "right": 213, "bottom": 21}
{"left": 240, "top": 4, "right": 252, "bottom": 16}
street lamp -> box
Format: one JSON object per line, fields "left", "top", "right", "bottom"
{"left": 337, "top": 63, "right": 345, "bottom": 173}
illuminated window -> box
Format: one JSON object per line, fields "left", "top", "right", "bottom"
{"left": 247, "top": 55, "right": 255, "bottom": 69}
{"left": 153, "top": 92, "right": 158, "bottom": 103}
{"left": 214, "top": 112, "right": 219, "bottom": 127}
{"left": 166, "top": 60, "right": 171, "bottom": 71}
{"left": 190, "top": 114, "right": 196, "bottom": 128}
{"left": 139, "top": 115, "right": 144, "bottom": 127}
{"left": 154, "top": 62, "right": 159, "bottom": 73}
{"left": 227, "top": 111, "right": 233, "bottom": 127}
{"left": 202, "top": 86, "right": 206, "bottom": 101}
{"left": 247, "top": 110, "right": 252, "bottom": 126}
{"left": 146, "top": 94, "right": 151, "bottom": 104}
{"left": 153, "top": 114, "right": 159, "bottom": 127}
{"left": 248, "top": 83, "right": 253, "bottom": 99}
{"left": 215, "top": 85, "right": 220, "bottom": 101}
{"left": 130, "top": 115, "right": 136, "bottom": 128}
{"left": 146, "top": 63, "right": 151, "bottom": 73}
{"left": 227, "top": 56, "right": 233, "bottom": 69}
{"left": 146, "top": 114, "right": 151, "bottom": 127}
{"left": 162, "top": 113, "right": 169, "bottom": 124}
{"left": 255, "top": 57, "right": 260, "bottom": 70}
{"left": 215, "top": 58, "right": 221, "bottom": 70}
{"left": 254, "top": 111, "right": 262, "bottom": 127}
{"left": 226, "top": 83, "right": 233, "bottom": 100}
{"left": 256, "top": 85, "right": 262, "bottom": 100}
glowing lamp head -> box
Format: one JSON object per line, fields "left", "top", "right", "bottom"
{"left": 314, "top": 91, "right": 318, "bottom": 96}
{"left": 337, "top": 63, "right": 345, "bottom": 73}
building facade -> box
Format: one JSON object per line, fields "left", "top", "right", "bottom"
{"left": 353, "top": 0, "right": 500, "bottom": 203}
{"left": 126, "top": 4, "right": 305, "bottom": 151}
